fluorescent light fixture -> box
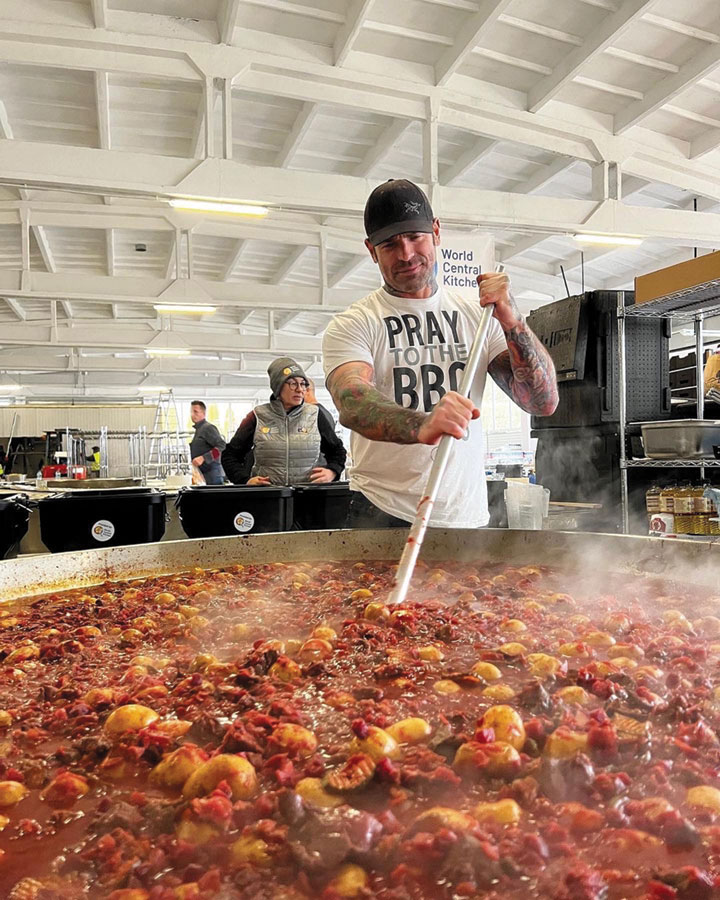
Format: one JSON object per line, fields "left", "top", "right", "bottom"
{"left": 153, "top": 304, "right": 217, "bottom": 315}
{"left": 573, "top": 233, "right": 644, "bottom": 247}
{"left": 168, "top": 199, "right": 269, "bottom": 216}
{"left": 0, "top": 383, "right": 23, "bottom": 393}
{"left": 145, "top": 347, "right": 191, "bottom": 357}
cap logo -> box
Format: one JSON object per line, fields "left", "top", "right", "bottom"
{"left": 282, "top": 367, "right": 292, "bottom": 375}
{"left": 404, "top": 201, "right": 421, "bottom": 215}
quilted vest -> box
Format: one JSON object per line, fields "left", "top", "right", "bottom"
{"left": 251, "top": 400, "right": 321, "bottom": 485}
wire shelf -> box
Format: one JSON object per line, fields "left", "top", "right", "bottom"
{"left": 624, "top": 278, "right": 720, "bottom": 321}
{"left": 622, "top": 458, "right": 720, "bottom": 468}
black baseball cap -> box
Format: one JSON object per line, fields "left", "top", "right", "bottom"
{"left": 364, "top": 179, "right": 434, "bottom": 246}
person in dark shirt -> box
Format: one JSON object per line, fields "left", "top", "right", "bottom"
{"left": 189, "top": 400, "right": 227, "bottom": 485}
{"left": 222, "top": 357, "right": 347, "bottom": 486}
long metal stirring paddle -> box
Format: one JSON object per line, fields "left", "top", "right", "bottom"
{"left": 387, "top": 267, "right": 503, "bottom": 606}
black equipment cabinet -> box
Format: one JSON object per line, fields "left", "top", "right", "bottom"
{"left": 0, "top": 494, "right": 31, "bottom": 558}
{"left": 39, "top": 488, "right": 166, "bottom": 553}
{"left": 176, "top": 485, "right": 293, "bottom": 538}
{"left": 528, "top": 291, "right": 671, "bottom": 429}
{"left": 292, "top": 483, "right": 352, "bottom": 530}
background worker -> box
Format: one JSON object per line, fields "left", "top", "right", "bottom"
{"left": 322, "top": 178, "right": 558, "bottom": 529}
{"left": 222, "top": 357, "right": 346, "bottom": 486}
{"left": 189, "top": 400, "right": 227, "bottom": 485}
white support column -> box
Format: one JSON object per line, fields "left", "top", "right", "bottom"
{"left": 222, "top": 78, "right": 233, "bottom": 161}
{"left": 319, "top": 232, "right": 329, "bottom": 306}
{"left": 32, "top": 225, "right": 56, "bottom": 274}
{"left": 424, "top": 96, "right": 439, "bottom": 192}
{"left": 186, "top": 230, "right": 194, "bottom": 280}
{"left": 5, "top": 298, "right": 26, "bottom": 321}
{"left": 268, "top": 309, "right": 276, "bottom": 351}
{"left": 106, "top": 229, "right": 115, "bottom": 277}
{"left": 95, "top": 71, "right": 111, "bottom": 150}
{"left": 203, "top": 77, "right": 216, "bottom": 160}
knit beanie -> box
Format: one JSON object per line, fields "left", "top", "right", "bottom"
{"left": 267, "top": 357, "right": 307, "bottom": 398}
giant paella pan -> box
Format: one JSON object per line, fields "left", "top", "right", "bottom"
{"left": 1, "top": 528, "right": 720, "bottom": 899}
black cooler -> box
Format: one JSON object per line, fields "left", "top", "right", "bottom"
{"left": 39, "top": 488, "right": 166, "bottom": 553}
{"left": 0, "top": 494, "right": 32, "bottom": 559}
{"left": 177, "top": 485, "right": 293, "bottom": 538}
{"left": 293, "top": 482, "right": 352, "bottom": 530}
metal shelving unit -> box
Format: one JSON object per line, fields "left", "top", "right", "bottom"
{"left": 618, "top": 279, "right": 720, "bottom": 533}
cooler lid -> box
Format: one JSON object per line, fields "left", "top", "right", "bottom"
{"left": 182, "top": 484, "right": 293, "bottom": 497}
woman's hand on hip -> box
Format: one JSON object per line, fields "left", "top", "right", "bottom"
{"left": 310, "top": 467, "right": 336, "bottom": 484}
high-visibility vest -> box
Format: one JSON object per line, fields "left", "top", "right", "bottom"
{"left": 91, "top": 451, "right": 101, "bottom": 472}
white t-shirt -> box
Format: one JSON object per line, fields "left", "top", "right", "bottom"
{"left": 322, "top": 286, "right": 507, "bottom": 528}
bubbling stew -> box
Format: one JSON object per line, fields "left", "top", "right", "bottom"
{"left": 1, "top": 558, "right": 720, "bottom": 899}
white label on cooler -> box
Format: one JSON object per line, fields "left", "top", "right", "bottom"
{"left": 233, "top": 511, "right": 255, "bottom": 533}
{"left": 91, "top": 519, "right": 115, "bottom": 542}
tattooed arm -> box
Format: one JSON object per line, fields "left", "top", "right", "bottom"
{"left": 478, "top": 272, "right": 559, "bottom": 417}
{"left": 327, "top": 361, "right": 478, "bottom": 446}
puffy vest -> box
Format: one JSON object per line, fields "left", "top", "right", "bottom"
{"left": 251, "top": 400, "right": 321, "bottom": 485}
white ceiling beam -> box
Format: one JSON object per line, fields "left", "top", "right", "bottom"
{"left": 334, "top": 0, "right": 374, "bottom": 66}
{"left": 328, "top": 254, "right": 369, "bottom": 288}
{"left": 512, "top": 157, "right": 576, "bottom": 194}
{"left": 269, "top": 246, "right": 307, "bottom": 284}
{"left": 60, "top": 300, "right": 74, "bottom": 319}
{"left": 442, "top": 137, "right": 496, "bottom": 186}
{"left": 528, "top": 0, "right": 656, "bottom": 113}
{"left": 32, "top": 225, "right": 56, "bottom": 273}
{"left": 221, "top": 239, "right": 247, "bottom": 282}
{"left": 4, "top": 298, "right": 26, "bottom": 320}
{"left": 91, "top": 0, "right": 108, "bottom": 29}
{"left": 0, "top": 321, "right": 323, "bottom": 356}
{"left": 0, "top": 101, "right": 12, "bottom": 139}
{"left": 691, "top": 128, "right": 720, "bottom": 160}
{"left": 276, "top": 102, "right": 318, "bottom": 168}
{"left": 497, "top": 14, "right": 583, "bottom": 46}
{"left": 435, "top": 0, "right": 514, "bottom": 86}
{"left": 555, "top": 246, "right": 623, "bottom": 274}
{"left": 601, "top": 249, "right": 700, "bottom": 291}
{"left": 217, "top": 0, "right": 242, "bottom": 44}
{"left": 615, "top": 43, "right": 720, "bottom": 134}
{"left": 94, "top": 72, "right": 111, "bottom": 150}
{"left": 621, "top": 174, "right": 650, "bottom": 198}
{"left": 274, "top": 311, "right": 301, "bottom": 330}
{"left": 499, "top": 234, "right": 554, "bottom": 262}
{"left": 354, "top": 119, "right": 412, "bottom": 177}
{"left": 3, "top": 141, "right": 720, "bottom": 239}
{"left": 640, "top": 14, "right": 720, "bottom": 46}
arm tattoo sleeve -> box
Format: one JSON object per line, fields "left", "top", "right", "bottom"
{"left": 488, "top": 320, "right": 559, "bottom": 416}
{"left": 327, "top": 361, "right": 426, "bottom": 444}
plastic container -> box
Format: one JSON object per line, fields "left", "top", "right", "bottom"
{"left": 292, "top": 483, "right": 351, "bottom": 530}
{"left": 504, "top": 481, "right": 550, "bottom": 530}
{"left": 176, "top": 485, "right": 293, "bottom": 538}
{"left": 39, "top": 488, "right": 166, "bottom": 553}
{"left": 0, "top": 494, "right": 31, "bottom": 559}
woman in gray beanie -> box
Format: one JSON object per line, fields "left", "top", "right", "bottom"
{"left": 222, "top": 357, "right": 347, "bottom": 486}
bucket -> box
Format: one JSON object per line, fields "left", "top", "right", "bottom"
{"left": 504, "top": 481, "right": 550, "bottom": 530}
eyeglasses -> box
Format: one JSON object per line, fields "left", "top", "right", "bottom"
{"left": 285, "top": 379, "right": 309, "bottom": 390}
